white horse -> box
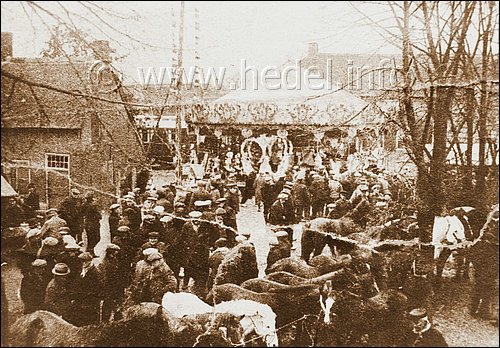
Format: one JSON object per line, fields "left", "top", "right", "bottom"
{"left": 162, "top": 292, "right": 279, "bottom": 347}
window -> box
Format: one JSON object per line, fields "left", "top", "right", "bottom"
{"left": 46, "top": 153, "right": 70, "bottom": 170}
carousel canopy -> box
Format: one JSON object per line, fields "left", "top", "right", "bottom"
{"left": 185, "top": 79, "right": 383, "bottom": 129}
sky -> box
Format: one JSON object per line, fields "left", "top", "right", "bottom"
{"left": 2, "top": 1, "right": 497, "bottom": 86}
{"left": 1, "top": 1, "right": 403, "bottom": 84}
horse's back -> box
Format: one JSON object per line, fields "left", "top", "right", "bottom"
{"left": 9, "top": 310, "right": 76, "bottom": 347}
{"left": 162, "top": 291, "right": 213, "bottom": 317}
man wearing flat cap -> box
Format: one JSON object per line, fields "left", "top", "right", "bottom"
{"left": 108, "top": 203, "right": 121, "bottom": 241}
{"left": 20, "top": 259, "right": 50, "bottom": 314}
{"left": 40, "top": 208, "right": 67, "bottom": 241}
{"left": 71, "top": 252, "right": 103, "bottom": 326}
{"left": 97, "top": 243, "right": 126, "bottom": 322}
{"left": 328, "top": 190, "right": 351, "bottom": 219}
{"left": 216, "top": 198, "right": 237, "bottom": 231}
{"left": 58, "top": 188, "right": 84, "bottom": 242}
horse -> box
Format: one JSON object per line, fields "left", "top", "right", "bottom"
{"left": 301, "top": 216, "right": 419, "bottom": 263}
{"left": 162, "top": 291, "right": 278, "bottom": 347}
{"left": 317, "top": 284, "right": 411, "bottom": 347}
{"left": 8, "top": 302, "right": 172, "bottom": 347}
{"left": 300, "top": 217, "right": 360, "bottom": 262}
{"left": 135, "top": 301, "right": 244, "bottom": 347}
{"left": 267, "top": 254, "right": 351, "bottom": 278}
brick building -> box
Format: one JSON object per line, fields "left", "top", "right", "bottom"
{"left": 1, "top": 33, "right": 147, "bottom": 209}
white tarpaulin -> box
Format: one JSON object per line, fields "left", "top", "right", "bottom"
{"left": 1, "top": 175, "right": 17, "bottom": 197}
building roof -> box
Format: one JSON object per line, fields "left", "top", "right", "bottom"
{"left": 1, "top": 58, "right": 92, "bottom": 129}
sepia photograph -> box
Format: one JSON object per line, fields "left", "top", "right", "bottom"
{"left": 1, "top": 1, "right": 499, "bottom": 346}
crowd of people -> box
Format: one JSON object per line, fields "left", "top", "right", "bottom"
{"left": 1, "top": 148, "right": 498, "bottom": 346}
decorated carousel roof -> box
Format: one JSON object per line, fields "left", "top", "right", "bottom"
{"left": 185, "top": 79, "right": 383, "bottom": 129}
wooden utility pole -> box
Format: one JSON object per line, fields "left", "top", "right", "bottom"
{"left": 175, "top": 0, "right": 185, "bottom": 183}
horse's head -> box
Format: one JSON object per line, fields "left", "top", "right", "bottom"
{"left": 240, "top": 309, "right": 278, "bottom": 347}
{"left": 201, "top": 313, "right": 245, "bottom": 347}
{"left": 215, "top": 300, "right": 278, "bottom": 347}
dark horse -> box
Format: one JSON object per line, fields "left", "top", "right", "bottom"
{"left": 316, "top": 287, "right": 411, "bottom": 347}
{"left": 8, "top": 303, "right": 173, "bottom": 347}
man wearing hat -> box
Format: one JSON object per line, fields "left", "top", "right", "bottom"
{"left": 1, "top": 196, "right": 24, "bottom": 229}
{"left": 214, "top": 208, "right": 237, "bottom": 247}
{"left": 44, "top": 263, "right": 73, "bottom": 322}
{"left": 108, "top": 203, "right": 121, "bottom": 241}
{"left": 404, "top": 308, "right": 448, "bottom": 347}
{"left": 136, "top": 214, "right": 162, "bottom": 251}
{"left": 82, "top": 192, "right": 101, "bottom": 255}
{"left": 268, "top": 193, "right": 294, "bottom": 226}
{"left": 189, "top": 180, "right": 212, "bottom": 211}
{"left": 328, "top": 190, "right": 351, "bottom": 219}
{"left": 40, "top": 209, "right": 67, "bottom": 241}
{"left": 266, "top": 231, "right": 291, "bottom": 272}
{"left": 58, "top": 188, "right": 84, "bottom": 242}
{"left": 346, "top": 186, "right": 372, "bottom": 229}
{"left": 291, "top": 177, "right": 310, "bottom": 221}
{"left": 207, "top": 238, "right": 231, "bottom": 289}
{"left": 20, "top": 258, "right": 51, "bottom": 314}
{"left": 216, "top": 198, "right": 237, "bottom": 231}
{"left": 71, "top": 252, "right": 103, "bottom": 326}
{"left": 173, "top": 201, "right": 187, "bottom": 218}
{"left": 97, "top": 243, "right": 126, "bottom": 322}
{"left": 124, "top": 248, "right": 177, "bottom": 306}
{"left": 177, "top": 211, "right": 210, "bottom": 297}
{"left": 121, "top": 197, "right": 142, "bottom": 233}
{"left": 224, "top": 181, "right": 241, "bottom": 215}
{"left": 56, "top": 241, "right": 82, "bottom": 282}
{"left": 309, "top": 173, "right": 330, "bottom": 218}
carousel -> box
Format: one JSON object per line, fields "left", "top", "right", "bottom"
{"left": 183, "top": 79, "right": 387, "bottom": 178}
